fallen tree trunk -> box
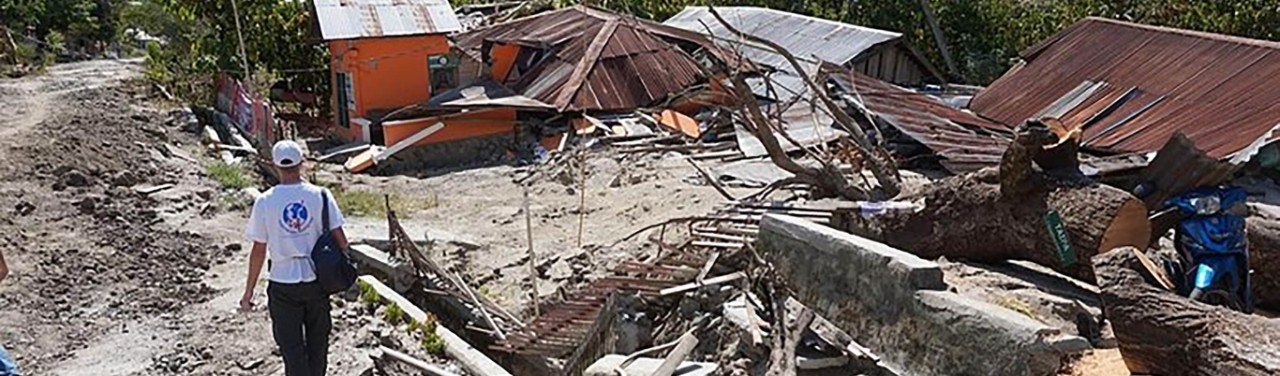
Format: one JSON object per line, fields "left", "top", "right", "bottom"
{"left": 1245, "top": 217, "right": 1280, "bottom": 310}
{"left": 849, "top": 121, "right": 1150, "bottom": 281}
{"left": 1094, "top": 247, "right": 1280, "bottom": 375}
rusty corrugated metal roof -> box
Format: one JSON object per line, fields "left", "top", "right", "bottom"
{"left": 971, "top": 17, "right": 1280, "bottom": 159}
{"left": 313, "top": 0, "right": 461, "bottom": 41}
{"left": 454, "top": 6, "right": 737, "bottom": 112}
{"left": 822, "top": 63, "right": 1010, "bottom": 172}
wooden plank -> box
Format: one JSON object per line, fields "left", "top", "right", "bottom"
{"left": 554, "top": 19, "right": 619, "bottom": 109}
{"left": 652, "top": 332, "right": 699, "bottom": 376}
{"left": 379, "top": 346, "right": 461, "bottom": 376}
{"left": 358, "top": 276, "right": 513, "bottom": 376}
{"left": 660, "top": 272, "right": 747, "bottom": 296}
{"left": 692, "top": 240, "right": 745, "bottom": 249}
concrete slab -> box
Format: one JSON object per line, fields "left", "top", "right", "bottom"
{"left": 584, "top": 355, "right": 717, "bottom": 376}
{"left": 757, "top": 214, "right": 1091, "bottom": 376}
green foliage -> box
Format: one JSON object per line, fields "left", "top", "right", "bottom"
{"left": 358, "top": 280, "right": 384, "bottom": 306}
{"left": 417, "top": 314, "right": 446, "bottom": 356}
{"left": 314, "top": 180, "right": 439, "bottom": 218}
{"left": 205, "top": 161, "right": 254, "bottom": 191}
{"left": 383, "top": 303, "right": 406, "bottom": 325}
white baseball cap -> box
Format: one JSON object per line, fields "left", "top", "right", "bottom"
{"left": 272, "top": 140, "right": 304, "bottom": 168}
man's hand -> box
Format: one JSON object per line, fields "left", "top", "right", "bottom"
{"left": 239, "top": 292, "right": 254, "bottom": 312}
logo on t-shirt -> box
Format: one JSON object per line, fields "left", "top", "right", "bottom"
{"left": 280, "top": 200, "right": 312, "bottom": 234}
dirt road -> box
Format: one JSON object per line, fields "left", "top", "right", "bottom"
{"left": 0, "top": 60, "right": 374, "bottom": 376}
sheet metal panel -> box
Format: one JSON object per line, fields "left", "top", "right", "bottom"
{"left": 972, "top": 17, "right": 1280, "bottom": 158}
{"left": 665, "top": 6, "right": 898, "bottom": 66}
{"left": 313, "top": 0, "right": 460, "bottom": 40}
{"left": 826, "top": 63, "right": 1011, "bottom": 172}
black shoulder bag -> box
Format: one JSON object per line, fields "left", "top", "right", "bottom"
{"left": 312, "top": 190, "right": 357, "bottom": 294}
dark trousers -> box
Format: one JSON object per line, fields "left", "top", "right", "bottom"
{"left": 268, "top": 281, "right": 332, "bottom": 376}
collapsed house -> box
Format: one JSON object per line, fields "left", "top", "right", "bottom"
{"left": 972, "top": 17, "right": 1280, "bottom": 162}
{"left": 662, "top": 7, "right": 1009, "bottom": 174}
{"left": 330, "top": 5, "right": 747, "bottom": 172}
{"left": 293, "top": 7, "right": 1280, "bottom": 376}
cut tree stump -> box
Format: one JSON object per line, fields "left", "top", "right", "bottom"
{"left": 1094, "top": 247, "right": 1280, "bottom": 375}
{"left": 850, "top": 120, "right": 1151, "bottom": 282}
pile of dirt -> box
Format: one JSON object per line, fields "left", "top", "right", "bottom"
{"left": 0, "top": 82, "right": 223, "bottom": 372}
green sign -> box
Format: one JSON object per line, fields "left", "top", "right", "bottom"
{"left": 1044, "top": 210, "right": 1076, "bottom": 267}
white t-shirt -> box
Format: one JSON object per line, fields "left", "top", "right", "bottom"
{"left": 245, "top": 182, "right": 345, "bottom": 283}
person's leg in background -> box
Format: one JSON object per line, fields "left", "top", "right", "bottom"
{"left": 0, "top": 343, "right": 21, "bottom": 376}
{"left": 269, "top": 283, "right": 312, "bottom": 376}
{"left": 301, "top": 283, "right": 332, "bottom": 376}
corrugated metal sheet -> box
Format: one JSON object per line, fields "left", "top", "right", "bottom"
{"left": 454, "top": 6, "right": 730, "bottom": 112}
{"left": 823, "top": 62, "right": 1011, "bottom": 172}
{"left": 664, "top": 7, "right": 899, "bottom": 69}
{"left": 971, "top": 17, "right": 1280, "bottom": 159}
{"left": 313, "top": 0, "right": 461, "bottom": 41}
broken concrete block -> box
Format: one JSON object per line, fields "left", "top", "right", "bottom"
{"left": 758, "top": 214, "right": 1092, "bottom": 376}
{"left": 583, "top": 355, "right": 717, "bottom": 376}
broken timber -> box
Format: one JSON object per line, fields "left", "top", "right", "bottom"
{"left": 359, "top": 276, "right": 514, "bottom": 376}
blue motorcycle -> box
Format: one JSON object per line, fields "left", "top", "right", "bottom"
{"left": 1158, "top": 186, "right": 1253, "bottom": 313}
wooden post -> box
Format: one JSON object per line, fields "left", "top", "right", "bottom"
{"left": 576, "top": 148, "right": 587, "bottom": 249}
{"left": 523, "top": 187, "right": 540, "bottom": 318}
{"left": 229, "top": 0, "right": 252, "bottom": 83}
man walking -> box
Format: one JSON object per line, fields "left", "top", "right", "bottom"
{"left": 240, "top": 140, "right": 349, "bottom": 376}
{"left": 0, "top": 248, "right": 20, "bottom": 376}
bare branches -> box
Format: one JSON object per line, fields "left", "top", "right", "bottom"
{"left": 706, "top": 6, "right": 901, "bottom": 200}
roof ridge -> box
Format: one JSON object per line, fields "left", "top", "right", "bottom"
{"left": 1081, "top": 16, "right": 1280, "bottom": 50}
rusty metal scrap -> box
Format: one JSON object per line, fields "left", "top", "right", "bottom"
{"left": 453, "top": 6, "right": 744, "bottom": 113}
{"left": 972, "top": 17, "right": 1280, "bottom": 159}
{"left": 491, "top": 254, "right": 703, "bottom": 357}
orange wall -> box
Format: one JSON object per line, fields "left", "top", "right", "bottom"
{"left": 382, "top": 108, "right": 518, "bottom": 147}
{"left": 329, "top": 34, "right": 452, "bottom": 121}
{"left": 489, "top": 43, "right": 521, "bottom": 82}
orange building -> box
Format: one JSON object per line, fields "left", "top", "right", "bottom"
{"left": 312, "top": 0, "right": 469, "bottom": 145}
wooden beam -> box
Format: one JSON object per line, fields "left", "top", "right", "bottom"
{"left": 651, "top": 332, "right": 699, "bottom": 376}
{"left": 378, "top": 346, "right": 462, "bottom": 376}
{"left": 660, "top": 272, "right": 747, "bottom": 296}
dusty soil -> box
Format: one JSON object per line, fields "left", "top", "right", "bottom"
{"left": 0, "top": 60, "right": 378, "bottom": 376}
{"left": 317, "top": 150, "right": 739, "bottom": 315}
{"left": 0, "top": 60, "right": 742, "bottom": 376}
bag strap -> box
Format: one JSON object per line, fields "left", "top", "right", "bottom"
{"left": 320, "top": 189, "right": 331, "bottom": 234}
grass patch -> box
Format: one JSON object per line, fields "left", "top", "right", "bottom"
{"left": 417, "top": 314, "right": 446, "bottom": 356}
{"left": 206, "top": 161, "right": 254, "bottom": 191}
{"left": 316, "top": 181, "right": 439, "bottom": 218}
{"left": 383, "top": 304, "right": 406, "bottom": 325}
{"left": 358, "top": 280, "right": 383, "bottom": 306}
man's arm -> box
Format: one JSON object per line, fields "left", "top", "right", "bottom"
{"left": 332, "top": 227, "right": 350, "bottom": 251}
{"left": 239, "top": 242, "right": 267, "bottom": 312}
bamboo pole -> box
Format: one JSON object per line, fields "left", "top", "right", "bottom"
{"left": 523, "top": 187, "right": 540, "bottom": 318}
